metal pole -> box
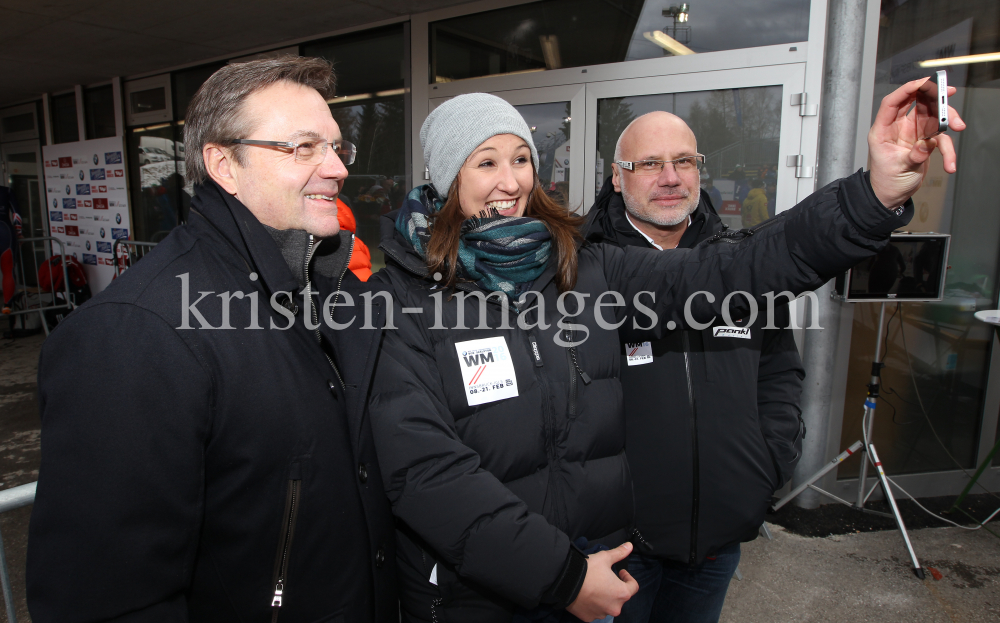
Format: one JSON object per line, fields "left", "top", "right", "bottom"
{"left": 855, "top": 302, "right": 886, "bottom": 507}
{"left": 791, "top": 0, "right": 869, "bottom": 509}
{"left": 773, "top": 440, "right": 863, "bottom": 511}
{"left": 0, "top": 525, "right": 16, "bottom": 623}
{"left": 869, "top": 445, "right": 924, "bottom": 578}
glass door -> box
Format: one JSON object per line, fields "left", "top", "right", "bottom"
{"left": 429, "top": 83, "right": 586, "bottom": 212}
{"left": 2, "top": 140, "right": 45, "bottom": 239}
{"left": 2, "top": 140, "right": 45, "bottom": 288}
{"left": 584, "top": 64, "right": 809, "bottom": 223}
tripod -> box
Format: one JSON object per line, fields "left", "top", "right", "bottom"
{"left": 772, "top": 302, "right": 925, "bottom": 579}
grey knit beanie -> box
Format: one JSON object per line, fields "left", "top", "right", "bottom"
{"left": 420, "top": 93, "right": 540, "bottom": 198}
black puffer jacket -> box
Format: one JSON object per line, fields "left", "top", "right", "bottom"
{"left": 584, "top": 178, "right": 805, "bottom": 564}
{"left": 368, "top": 170, "right": 910, "bottom": 622}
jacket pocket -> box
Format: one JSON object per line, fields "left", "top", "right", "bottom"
{"left": 270, "top": 462, "right": 303, "bottom": 623}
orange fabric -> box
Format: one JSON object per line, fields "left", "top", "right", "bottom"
{"left": 337, "top": 199, "right": 372, "bottom": 281}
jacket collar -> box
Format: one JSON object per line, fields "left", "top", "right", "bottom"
{"left": 188, "top": 180, "right": 301, "bottom": 299}
{"left": 584, "top": 175, "right": 724, "bottom": 250}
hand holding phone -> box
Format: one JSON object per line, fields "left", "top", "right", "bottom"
{"left": 915, "top": 70, "right": 949, "bottom": 140}
{"left": 867, "top": 70, "right": 965, "bottom": 210}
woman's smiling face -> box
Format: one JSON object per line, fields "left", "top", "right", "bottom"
{"left": 457, "top": 133, "right": 534, "bottom": 219}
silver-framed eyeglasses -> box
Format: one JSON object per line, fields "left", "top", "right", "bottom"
{"left": 229, "top": 138, "right": 357, "bottom": 166}
{"left": 615, "top": 154, "right": 705, "bottom": 176}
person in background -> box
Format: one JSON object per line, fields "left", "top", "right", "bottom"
{"left": 700, "top": 174, "right": 722, "bottom": 209}
{"left": 337, "top": 197, "right": 373, "bottom": 280}
{"left": 0, "top": 185, "right": 23, "bottom": 316}
{"left": 585, "top": 111, "right": 804, "bottom": 623}
{"left": 741, "top": 177, "right": 768, "bottom": 228}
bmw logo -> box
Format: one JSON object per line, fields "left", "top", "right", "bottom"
{"left": 100, "top": 228, "right": 105, "bottom": 238}
{"left": 65, "top": 185, "right": 71, "bottom": 195}
{"left": 115, "top": 213, "right": 121, "bottom": 224}
{"left": 93, "top": 154, "right": 99, "bottom": 165}
{"left": 86, "top": 241, "right": 91, "bottom": 251}
{"left": 79, "top": 170, "right": 84, "bottom": 180}
{"left": 53, "top": 199, "right": 57, "bottom": 208}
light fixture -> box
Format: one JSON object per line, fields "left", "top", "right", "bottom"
{"left": 326, "top": 88, "right": 406, "bottom": 105}
{"left": 539, "top": 35, "right": 562, "bottom": 70}
{"left": 919, "top": 51, "right": 1000, "bottom": 68}
{"left": 643, "top": 31, "right": 695, "bottom": 56}
{"left": 663, "top": 3, "right": 690, "bottom": 23}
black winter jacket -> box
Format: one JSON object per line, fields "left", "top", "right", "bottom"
{"left": 584, "top": 178, "right": 805, "bottom": 563}
{"left": 27, "top": 181, "right": 397, "bottom": 623}
{"left": 368, "top": 170, "right": 909, "bottom": 622}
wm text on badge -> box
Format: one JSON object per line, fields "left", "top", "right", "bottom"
{"left": 455, "top": 336, "right": 519, "bottom": 406}
{"left": 626, "top": 341, "right": 653, "bottom": 366}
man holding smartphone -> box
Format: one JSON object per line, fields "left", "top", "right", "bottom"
{"left": 584, "top": 75, "right": 963, "bottom": 623}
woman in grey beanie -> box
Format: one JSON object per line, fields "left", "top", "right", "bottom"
{"left": 367, "top": 90, "right": 935, "bottom": 622}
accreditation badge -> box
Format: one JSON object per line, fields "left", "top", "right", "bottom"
{"left": 625, "top": 341, "right": 653, "bottom": 366}
{"left": 455, "top": 336, "right": 519, "bottom": 406}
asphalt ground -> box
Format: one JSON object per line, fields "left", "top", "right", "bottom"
{"left": 1, "top": 331, "right": 998, "bottom": 622}
{"left": 0, "top": 332, "right": 43, "bottom": 622}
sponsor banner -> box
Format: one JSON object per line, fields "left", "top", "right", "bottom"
{"left": 43, "top": 136, "right": 132, "bottom": 293}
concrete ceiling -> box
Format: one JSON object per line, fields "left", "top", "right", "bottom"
{"left": 0, "top": 0, "right": 477, "bottom": 108}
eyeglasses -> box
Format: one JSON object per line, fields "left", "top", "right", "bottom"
{"left": 615, "top": 154, "right": 705, "bottom": 176}
{"left": 229, "top": 138, "right": 357, "bottom": 166}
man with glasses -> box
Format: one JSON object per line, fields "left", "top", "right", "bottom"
{"left": 28, "top": 57, "right": 397, "bottom": 622}
{"left": 584, "top": 111, "right": 805, "bottom": 623}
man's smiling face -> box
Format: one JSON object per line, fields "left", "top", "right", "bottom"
{"left": 613, "top": 111, "right": 701, "bottom": 228}
{"left": 226, "top": 81, "right": 347, "bottom": 237}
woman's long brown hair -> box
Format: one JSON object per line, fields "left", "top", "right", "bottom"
{"left": 425, "top": 171, "right": 584, "bottom": 292}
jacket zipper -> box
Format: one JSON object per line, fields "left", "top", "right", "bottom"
{"left": 681, "top": 332, "right": 700, "bottom": 565}
{"left": 704, "top": 214, "right": 782, "bottom": 245}
{"left": 305, "top": 235, "right": 346, "bottom": 390}
{"left": 271, "top": 477, "right": 301, "bottom": 622}
{"left": 564, "top": 330, "right": 592, "bottom": 418}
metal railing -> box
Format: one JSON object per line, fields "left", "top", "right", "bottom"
{"left": 704, "top": 138, "right": 780, "bottom": 181}
{"left": 0, "top": 483, "right": 36, "bottom": 623}
{"left": 3, "top": 237, "right": 73, "bottom": 337}
{"left": 112, "top": 239, "right": 158, "bottom": 277}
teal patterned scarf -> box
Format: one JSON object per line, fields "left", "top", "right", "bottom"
{"left": 395, "top": 185, "right": 552, "bottom": 301}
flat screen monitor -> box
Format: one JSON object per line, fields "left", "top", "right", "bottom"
{"left": 834, "top": 233, "right": 950, "bottom": 303}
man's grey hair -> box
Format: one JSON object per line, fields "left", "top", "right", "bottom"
{"left": 184, "top": 56, "right": 337, "bottom": 184}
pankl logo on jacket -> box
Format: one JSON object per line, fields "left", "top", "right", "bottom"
{"left": 713, "top": 326, "right": 751, "bottom": 339}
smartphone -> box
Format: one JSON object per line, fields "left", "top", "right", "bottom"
{"left": 915, "top": 70, "right": 948, "bottom": 140}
